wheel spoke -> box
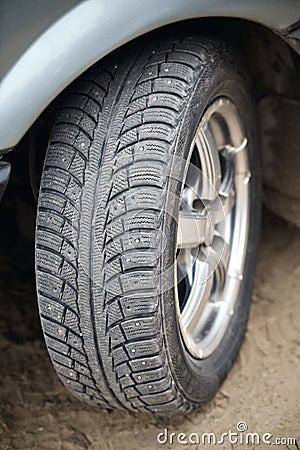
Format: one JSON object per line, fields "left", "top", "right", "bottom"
{"left": 201, "top": 233, "right": 231, "bottom": 288}
{"left": 177, "top": 211, "right": 210, "bottom": 249}
{"left": 208, "top": 189, "right": 235, "bottom": 224}
{"left": 177, "top": 248, "right": 195, "bottom": 288}
{"left": 181, "top": 162, "right": 201, "bottom": 207}
{"left": 195, "top": 126, "right": 221, "bottom": 201}
{"left": 181, "top": 259, "right": 213, "bottom": 337}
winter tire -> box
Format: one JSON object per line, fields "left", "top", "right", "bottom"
{"left": 36, "top": 34, "right": 261, "bottom": 415}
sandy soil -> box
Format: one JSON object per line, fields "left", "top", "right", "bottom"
{"left": 0, "top": 211, "right": 299, "bottom": 450}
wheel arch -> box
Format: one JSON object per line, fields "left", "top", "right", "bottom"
{"left": 0, "top": 0, "right": 299, "bottom": 152}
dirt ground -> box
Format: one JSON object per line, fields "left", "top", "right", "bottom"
{"left": 0, "top": 210, "right": 299, "bottom": 450}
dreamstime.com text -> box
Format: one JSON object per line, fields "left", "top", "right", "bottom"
{"left": 156, "top": 422, "right": 297, "bottom": 446}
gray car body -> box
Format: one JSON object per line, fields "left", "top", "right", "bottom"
{"left": 0, "top": 0, "right": 299, "bottom": 153}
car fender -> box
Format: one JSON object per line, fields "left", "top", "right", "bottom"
{"left": 0, "top": 0, "right": 299, "bottom": 152}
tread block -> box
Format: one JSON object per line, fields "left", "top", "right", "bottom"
{"left": 67, "top": 330, "right": 84, "bottom": 351}
{"left": 128, "top": 161, "right": 167, "bottom": 188}
{"left": 121, "top": 316, "right": 159, "bottom": 340}
{"left": 167, "top": 51, "right": 202, "bottom": 67}
{"left": 74, "top": 76, "right": 107, "bottom": 94}
{"left": 174, "top": 41, "right": 210, "bottom": 59}
{"left": 125, "top": 338, "right": 161, "bottom": 358}
{"left": 37, "top": 271, "right": 64, "bottom": 299}
{"left": 61, "top": 241, "right": 78, "bottom": 263}
{"left": 79, "top": 374, "right": 96, "bottom": 388}
{"left": 60, "top": 376, "right": 85, "bottom": 393}
{"left": 46, "top": 337, "right": 70, "bottom": 356}
{"left": 153, "top": 77, "right": 189, "bottom": 97}
{"left": 119, "top": 295, "right": 159, "bottom": 318}
{"left": 140, "top": 391, "right": 177, "bottom": 406}
{"left": 138, "top": 123, "right": 175, "bottom": 142}
{"left": 128, "top": 397, "right": 146, "bottom": 408}
{"left": 114, "top": 362, "right": 131, "bottom": 378}
{"left": 110, "top": 169, "right": 130, "bottom": 197}
{"left": 74, "top": 361, "right": 91, "bottom": 376}
{"left": 145, "top": 397, "right": 185, "bottom": 413}
{"left": 39, "top": 192, "right": 67, "bottom": 216}
{"left": 57, "top": 108, "right": 96, "bottom": 137}
{"left": 105, "top": 238, "right": 123, "bottom": 261}
{"left": 129, "top": 354, "right": 163, "bottom": 372}
{"left": 148, "top": 92, "right": 183, "bottom": 111}
{"left": 42, "top": 317, "right": 67, "bottom": 340}
{"left": 105, "top": 275, "right": 122, "bottom": 296}
{"left": 106, "top": 301, "right": 123, "bottom": 328}
{"left": 133, "top": 139, "right": 170, "bottom": 157}
{"left": 36, "top": 229, "right": 63, "bottom": 253}
{"left": 71, "top": 348, "right": 87, "bottom": 364}
{"left": 132, "top": 366, "right": 168, "bottom": 384}
{"left": 111, "top": 346, "right": 129, "bottom": 366}
{"left": 142, "top": 107, "right": 178, "bottom": 127}
{"left": 121, "top": 230, "right": 162, "bottom": 252}
{"left": 146, "top": 52, "right": 168, "bottom": 65}
{"left": 51, "top": 350, "right": 73, "bottom": 368}
{"left": 159, "top": 62, "right": 195, "bottom": 83}
{"left": 46, "top": 144, "right": 76, "bottom": 170}
{"left": 119, "top": 375, "right": 136, "bottom": 389}
{"left": 108, "top": 189, "right": 164, "bottom": 223}
{"left": 57, "top": 365, "right": 78, "bottom": 381}
{"left": 118, "top": 129, "right": 138, "bottom": 149}
{"left": 69, "top": 155, "right": 87, "bottom": 183}
{"left": 123, "top": 386, "right": 140, "bottom": 399}
{"left": 109, "top": 325, "right": 124, "bottom": 346}
{"left": 60, "top": 259, "right": 77, "bottom": 282}
{"left": 136, "top": 377, "right": 172, "bottom": 395}
{"left": 105, "top": 257, "right": 123, "bottom": 281}
{"left": 131, "top": 81, "right": 152, "bottom": 100}
{"left": 138, "top": 64, "right": 159, "bottom": 83}
{"left": 124, "top": 210, "right": 161, "bottom": 231}
{"left": 122, "top": 113, "right": 143, "bottom": 133}
{"left": 126, "top": 97, "right": 148, "bottom": 116}
{"left": 119, "top": 270, "right": 158, "bottom": 292}
{"left": 64, "top": 308, "right": 80, "bottom": 332}
{"left": 121, "top": 251, "right": 159, "bottom": 271}
{"left": 62, "top": 283, "right": 79, "bottom": 313}
{"left": 39, "top": 296, "right": 65, "bottom": 322}
{"left": 105, "top": 219, "right": 124, "bottom": 241}
{"left": 36, "top": 247, "right": 62, "bottom": 273}
{"left": 42, "top": 170, "right": 70, "bottom": 194}
{"left": 62, "top": 93, "right": 100, "bottom": 122}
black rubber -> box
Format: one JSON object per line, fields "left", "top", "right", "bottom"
{"left": 36, "top": 34, "right": 261, "bottom": 415}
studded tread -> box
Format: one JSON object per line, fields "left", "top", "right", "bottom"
{"left": 36, "top": 36, "right": 245, "bottom": 415}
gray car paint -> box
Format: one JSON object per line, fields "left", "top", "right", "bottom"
{"left": 0, "top": 0, "right": 299, "bottom": 152}
{"left": 0, "top": 0, "right": 81, "bottom": 79}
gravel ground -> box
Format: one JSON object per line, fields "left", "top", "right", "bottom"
{"left": 0, "top": 211, "right": 299, "bottom": 450}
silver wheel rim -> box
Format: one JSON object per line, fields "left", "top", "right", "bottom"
{"left": 175, "top": 97, "right": 251, "bottom": 360}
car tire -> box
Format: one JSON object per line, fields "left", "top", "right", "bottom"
{"left": 36, "top": 34, "right": 261, "bottom": 415}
